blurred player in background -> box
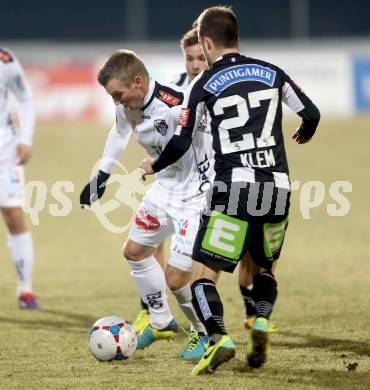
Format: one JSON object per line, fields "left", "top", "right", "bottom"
{"left": 169, "top": 27, "right": 208, "bottom": 88}
{"left": 80, "top": 49, "right": 212, "bottom": 359}
{"left": 140, "top": 5, "right": 320, "bottom": 375}
{"left": 0, "top": 47, "right": 39, "bottom": 309}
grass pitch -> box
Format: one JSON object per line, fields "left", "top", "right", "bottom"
{"left": 0, "top": 118, "right": 369, "bottom": 389}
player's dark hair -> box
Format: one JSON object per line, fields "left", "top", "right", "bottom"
{"left": 180, "top": 28, "right": 199, "bottom": 50}
{"left": 98, "top": 50, "right": 149, "bottom": 87}
{"left": 197, "top": 6, "right": 239, "bottom": 48}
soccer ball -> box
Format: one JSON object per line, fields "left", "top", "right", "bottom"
{"left": 88, "top": 316, "right": 137, "bottom": 362}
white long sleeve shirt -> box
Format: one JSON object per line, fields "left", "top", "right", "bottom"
{"left": 0, "top": 47, "right": 36, "bottom": 148}
{"left": 99, "top": 79, "right": 214, "bottom": 200}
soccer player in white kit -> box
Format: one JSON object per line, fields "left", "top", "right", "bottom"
{"left": 130, "top": 26, "right": 210, "bottom": 342}
{"left": 0, "top": 48, "right": 39, "bottom": 309}
{"left": 80, "top": 50, "right": 212, "bottom": 359}
{"left": 169, "top": 28, "right": 208, "bottom": 89}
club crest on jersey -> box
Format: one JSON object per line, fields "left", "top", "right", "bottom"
{"left": 158, "top": 90, "right": 180, "bottom": 106}
{"left": 178, "top": 108, "right": 190, "bottom": 127}
{"left": 204, "top": 64, "right": 276, "bottom": 95}
{"left": 154, "top": 119, "right": 168, "bottom": 136}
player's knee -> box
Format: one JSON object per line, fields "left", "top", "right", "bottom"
{"left": 122, "top": 243, "right": 143, "bottom": 261}
{"left": 253, "top": 271, "right": 277, "bottom": 287}
{"left": 1, "top": 208, "right": 26, "bottom": 234}
{"left": 165, "top": 267, "right": 189, "bottom": 291}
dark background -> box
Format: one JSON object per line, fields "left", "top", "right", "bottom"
{"left": 2, "top": 0, "right": 369, "bottom": 41}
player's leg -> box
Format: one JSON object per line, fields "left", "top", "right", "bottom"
{"left": 124, "top": 194, "right": 178, "bottom": 349}
{"left": 238, "top": 252, "right": 257, "bottom": 328}
{"left": 134, "top": 241, "right": 167, "bottom": 333}
{"left": 165, "top": 263, "right": 208, "bottom": 360}
{"left": 239, "top": 253, "right": 279, "bottom": 332}
{"left": 124, "top": 240, "right": 172, "bottom": 330}
{"left": 189, "top": 208, "right": 250, "bottom": 375}
{"left": 246, "top": 216, "right": 288, "bottom": 368}
{"left": 190, "top": 262, "right": 236, "bottom": 375}
{"left": 1, "top": 154, "right": 39, "bottom": 310}
{"left": 1, "top": 207, "right": 39, "bottom": 309}
{"left": 166, "top": 211, "right": 208, "bottom": 359}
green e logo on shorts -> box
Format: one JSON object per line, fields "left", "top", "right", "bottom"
{"left": 263, "top": 219, "right": 288, "bottom": 258}
{"left": 202, "top": 211, "right": 247, "bottom": 259}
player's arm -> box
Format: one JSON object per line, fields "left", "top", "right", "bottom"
{"left": 282, "top": 73, "right": 320, "bottom": 144}
{"left": 6, "top": 50, "right": 36, "bottom": 163}
{"left": 80, "top": 107, "right": 132, "bottom": 207}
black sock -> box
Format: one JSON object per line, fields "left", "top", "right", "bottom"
{"left": 252, "top": 272, "right": 278, "bottom": 319}
{"left": 191, "top": 278, "right": 227, "bottom": 337}
{"left": 240, "top": 285, "right": 256, "bottom": 318}
{"left": 140, "top": 298, "right": 149, "bottom": 312}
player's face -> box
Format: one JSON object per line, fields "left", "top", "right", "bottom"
{"left": 105, "top": 77, "right": 145, "bottom": 110}
{"left": 184, "top": 43, "right": 207, "bottom": 81}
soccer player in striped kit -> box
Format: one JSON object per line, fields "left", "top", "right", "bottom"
{"left": 140, "top": 6, "right": 320, "bottom": 374}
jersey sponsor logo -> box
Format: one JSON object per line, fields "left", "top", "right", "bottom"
{"left": 204, "top": 64, "right": 276, "bottom": 95}
{"left": 0, "top": 49, "right": 13, "bottom": 63}
{"left": 197, "top": 154, "right": 212, "bottom": 193}
{"left": 135, "top": 208, "right": 160, "bottom": 230}
{"left": 154, "top": 119, "right": 168, "bottom": 136}
{"left": 178, "top": 218, "right": 189, "bottom": 236}
{"left": 178, "top": 107, "right": 190, "bottom": 127}
{"left": 158, "top": 90, "right": 180, "bottom": 106}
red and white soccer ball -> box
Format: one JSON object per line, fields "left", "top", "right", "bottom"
{"left": 88, "top": 316, "right": 137, "bottom": 362}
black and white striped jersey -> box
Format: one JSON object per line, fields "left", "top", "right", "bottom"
{"left": 153, "top": 53, "right": 320, "bottom": 190}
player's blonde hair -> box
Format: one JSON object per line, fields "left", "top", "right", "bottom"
{"left": 98, "top": 50, "right": 149, "bottom": 87}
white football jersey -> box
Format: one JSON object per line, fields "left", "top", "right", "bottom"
{"left": 99, "top": 79, "right": 214, "bottom": 200}
{"left": 0, "top": 47, "right": 35, "bottom": 149}
{"left": 167, "top": 72, "right": 191, "bottom": 89}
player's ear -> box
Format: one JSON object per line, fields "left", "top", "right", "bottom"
{"left": 203, "top": 37, "right": 212, "bottom": 52}
{"left": 133, "top": 75, "right": 144, "bottom": 89}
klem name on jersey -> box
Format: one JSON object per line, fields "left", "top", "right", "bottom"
{"left": 204, "top": 64, "right": 276, "bottom": 95}
{"left": 240, "top": 149, "right": 276, "bottom": 168}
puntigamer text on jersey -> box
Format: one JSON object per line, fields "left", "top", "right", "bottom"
{"left": 204, "top": 64, "right": 276, "bottom": 95}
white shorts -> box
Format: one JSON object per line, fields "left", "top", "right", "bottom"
{"left": 128, "top": 183, "right": 204, "bottom": 273}
{"left": 0, "top": 142, "right": 25, "bottom": 208}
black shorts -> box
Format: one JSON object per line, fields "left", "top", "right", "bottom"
{"left": 192, "top": 182, "right": 290, "bottom": 273}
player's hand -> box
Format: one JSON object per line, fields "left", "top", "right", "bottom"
{"left": 139, "top": 157, "right": 155, "bottom": 181}
{"left": 292, "top": 129, "right": 311, "bottom": 144}
{"left": 16, "top": 143, "right": 32, "bottom": 165}
{"left": 80, "top": 170, "right": 110, "bottom": 208}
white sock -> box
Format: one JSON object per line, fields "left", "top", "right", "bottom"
{"left": 127, "top": 256, "right": 173, "bottom": 329}
{"left": 171, "top": 283, "right": 207, "bottom": 335}
{"left": 7, "top": 231, "right": 34, "bottom": 296}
